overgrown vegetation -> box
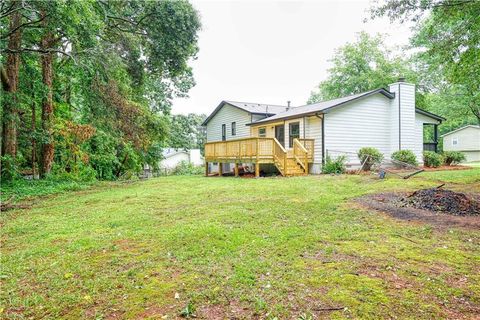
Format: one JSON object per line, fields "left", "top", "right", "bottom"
{"left": 443, "top": 151, "right": 466, "bottom": 166}
{"left": 1, "top": 169, "right": 479, "bottom": 318}
{"left": 391, "top": 150, "right": 418, "bottom": 166}
{"left": 171, "top": 160, "right": 203, "bottom": 176}
{"left": 423, "top": 151, "right": 442, "bottom": 168}
{"left": 0, "top": 0, "right": 202, "bottom": 182}
{"left": 322, "top": 155, "right": 347, "bottom": 174}
{"left": 357, "top": 147, "right": 383, "bottom": 171}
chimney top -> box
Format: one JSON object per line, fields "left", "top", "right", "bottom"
{"left": 398, "top": 77, "right": 406, "bottom": 82}
{"left": 287, "top": 100, "right": 291, "bottom": 110}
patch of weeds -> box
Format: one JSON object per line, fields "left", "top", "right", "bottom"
{"left": 179, "top": 302, "right": 196, "bottom": 318}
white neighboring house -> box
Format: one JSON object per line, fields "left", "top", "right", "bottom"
{"left": 160, "top": 148, "right": 204, "bottom": 170}
{"left": 442, "top": 125, "right": 480, "bottom": 162}
{"left": 202, "top": 80, "right": 445, "bottom": 176}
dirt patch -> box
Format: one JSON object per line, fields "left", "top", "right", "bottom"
{"left": 400, "top": 188, "right": 480, "bottom": 216}
{"left": 358, "top": 192, "right": 480, "bottom": 229}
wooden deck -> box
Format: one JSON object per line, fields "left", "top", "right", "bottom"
{"left": 204, "top": 137, "right": 314, "bottom": 177}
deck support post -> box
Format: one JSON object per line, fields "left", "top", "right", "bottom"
{"left": 218, "top": 162, "right": 223, "bottom": 176}
{"left": 205, "top": 162, "right": 209, "bottom": 177}
{"left": 255, "top": 162, "right": 260, "bottom": 178}
{"left": 234, "top": 163, "right": 239, "bottom": 177}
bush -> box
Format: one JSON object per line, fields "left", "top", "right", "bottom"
{"left": 357, "top": 147, "right": 383, "bottom": 171}
{"left": 171, "top": 161, "right": 203, "bottom": 175}
{"left": 442, "top": 151, "right": 466, "bottom": 166}
{"left": 391, "top": 150, "right": 418, "bottom": 166}
{"left": 423, "top": 151, "right": 442, "bottom": 168}
{"left": 322, "top": 155, "right": 347, "bottom": 174}
{"left": 0, "top": 155, "right": 20, "bottom": 182}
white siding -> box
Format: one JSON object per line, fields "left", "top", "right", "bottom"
{"left": 443, "top": 127, "right": 480, "bottom": 152}
{"left": 206, "top": 104, "right": 252, "bottom": 142}
{"left": 160, "top": 152, "right": 190, "bottom": 169}
{"left": 388, "top": 82, "right": 417, "bottom": 154}
{"left": 324, "top": 94, "right": 392, "bottom": 163}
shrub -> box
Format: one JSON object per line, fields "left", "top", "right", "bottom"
{"left": 172, "top": 161, "right": 203, "bottom": 175}
{"left": 442, "top": 151, "right": 466, "bottom": 166}
{"left": 391, "top": 150, "right": 418, "bottom": 166}
{"left": 0, "top": 155, "right": 20, "bottom": 182}
{"left": 423, "top": 151, "right": 442, "bottom": 168}
{"left": 322, "top": 155, "right": 347, "bottom": 174}
{"left": 357, "top": 147, "right": 383, "bottom": 171}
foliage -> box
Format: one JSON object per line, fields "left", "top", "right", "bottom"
{"left": 308, "top": 32, "right": 418, "bottom": 104}
{"left": 1, "top": 155, "right": 20, "bottom": 181}
{"left": 0, "top": 0, "right": 202, "bottom": 182}
{"left": 442, "top": 151, "right": 466, "bottom": 166}
{"left": 358, "top": 147, "right": 384, "bottom": 171}
{"left": 391, "top": 150, "right": 418, "bottom": 166}
{"left": 171, "top": 160, "right": 203, "bottom": 176}
{"left": 1, "top": 170, "right": 480, "bottom": 318}
{"left": 322, "top": 155, "right": 347, "bottom": 174}
{"left": 370, "top": 0, "right": 480, "bottom": 124}
{"left": 423, "top": 151, "right": 442, "bottom": 168}
{"left": 179, "top": 302, "right": 196, "bottom": 318}
{"left": 168, "top": 113, "right": 207, "bottom": 152}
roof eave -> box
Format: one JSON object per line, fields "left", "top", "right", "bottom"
{"left": 415, "top": 108, "right": 446, "bottom": 123}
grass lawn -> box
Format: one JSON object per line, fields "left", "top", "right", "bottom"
{"left": 1, "top": 169, "right": 479, "bottom": 319}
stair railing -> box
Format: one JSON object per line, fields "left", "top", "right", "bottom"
{"left": 293, "top": 138, "right": 309, "bottom": 172}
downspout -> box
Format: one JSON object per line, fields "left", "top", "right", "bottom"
{"left": 315, "top": 112, "right": 325, "bottom": 166}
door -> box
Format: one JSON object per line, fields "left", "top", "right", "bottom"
{"left": 275, "top": 125, "right": 285, "bottom": 147}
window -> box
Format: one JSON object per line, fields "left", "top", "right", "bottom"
{"left": 231, "top": 122, "right": 236, "bottom": 136}
{"left": 258, "top": 127, "right": 266, "bottom": 137}
{"left": 222, "top": 124, "right": 226, "bottom": 141}
{"left": 289, "top": 122, "right": 300, "bottom": 148}
{"left": 452, "top": 137, "right": 458, "bottom": 146}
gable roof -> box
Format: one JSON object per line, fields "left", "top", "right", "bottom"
{"left": 415, "top": 108, "right": 446, "bottom": 123}
{"left": 440, "top": 125, "right": 480, "bottom": 137}
{"left": 248, "top": 88, "right": 395, "bottom": 125}
{"left": 202, "top": 100, "right": 289, "bottom": 126}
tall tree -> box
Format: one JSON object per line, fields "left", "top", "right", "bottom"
{"left": 1, "top": 0, "right": 22, "bottom": 158}
{"left": 308, "top": 32, "right": 416, "bottom": 103}
{"left": 370, "top": 0, "right": 480, "bottom": 124}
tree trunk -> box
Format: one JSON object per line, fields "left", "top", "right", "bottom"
{"left": 31, "top": 94, "right": 38, "bottom": 179}
{"left": 1, "top": 3, "right": 22, "bottom": 158}
{"left": 40, "top": 26, "right": 55, "bottom": 176}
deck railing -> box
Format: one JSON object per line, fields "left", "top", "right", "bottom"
{"left": 205, "top": 137, "right": 314, "bottom": 176}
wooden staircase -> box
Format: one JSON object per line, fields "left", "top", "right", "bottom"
{"left": 204, "top": 137, "right": 314, "bottom": 177}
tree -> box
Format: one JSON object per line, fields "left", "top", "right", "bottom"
{"left": 370, "top": 0, "right": 480, "bottom": 124}
{"left": 0, "top": 0, "right": 201, "bottom": 180}
{"left": 308, "top": 32, "right": 416, "bottom": 103}
{"left": 168, "top": 113, "right": 206, "bottom": 151}
{"left": 1, "top": 0, "right": 22, "bottom": 158}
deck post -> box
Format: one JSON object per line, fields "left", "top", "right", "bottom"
{"left": 255, "top": 162, "right": 260, "bottom": 178}
{"left": 234, "top": 163, "right": 239, "bottom": 177}
{"left": 218, "top": 162, "right": 223, "bottom": 176}
{"left": 205, "top": 162, "right": 209, "bottom": 177}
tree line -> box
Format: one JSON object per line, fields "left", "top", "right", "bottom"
{"left": 309, "top": 0, "right": 480, "bottom": 134}
{"left": 1, "top": 0, "right": 203, "bottom": 181}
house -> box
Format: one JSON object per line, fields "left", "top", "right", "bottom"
{"left": 202, "top": 79, "right": 445, "bottom": 176}
{"left": 441, "top": 125, "right": 480, "bottom": 162}
{"left": 160, "top": 148, "right": 203, "bottom": 170}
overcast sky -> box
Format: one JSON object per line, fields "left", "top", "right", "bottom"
{"left": 171, "top": 0, "right": 413, "bottom": 115}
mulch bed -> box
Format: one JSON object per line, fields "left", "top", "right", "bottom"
{"left": 357, "top": 188, "right": 480, "bottom": 229}
{"left": 422, "top": 165, "right": 472, "bottom": 171}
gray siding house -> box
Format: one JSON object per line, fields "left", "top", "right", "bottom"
{"left": 202, "top": 80, "right": 445, "bottom": 176}
{"left": 442, "top": 125, "right": 480, "bottom": 162}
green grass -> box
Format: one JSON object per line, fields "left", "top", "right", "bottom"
{"left": 1, "top": 169, "right": 479, "bottom": 319}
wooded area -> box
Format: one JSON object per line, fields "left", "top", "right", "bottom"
{"left": 1, "top": 0, "right": 202, "bottom": 182}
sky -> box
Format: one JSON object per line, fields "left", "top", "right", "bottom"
{"left": 171, "top": 0, "right": 413, "bottom": 115}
